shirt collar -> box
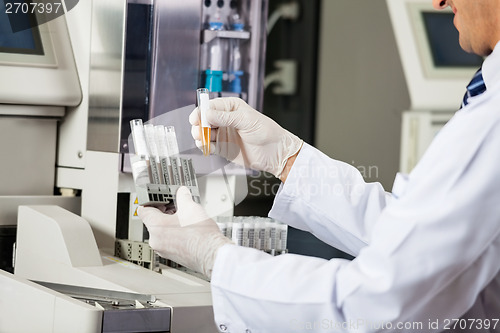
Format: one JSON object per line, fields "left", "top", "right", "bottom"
{"left": 482, "top": 40, "right": 500, "bottom": 89}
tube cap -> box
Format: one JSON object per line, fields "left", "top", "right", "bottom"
{"left": 205, "top": 70, "right": 223, "bottom": 92}
{"left": 232, "top": 23, "right": 244, "bottom": 31}
{"left": 229, "top": 70, "right": 243, "bottom": 94}
{"left": 209, "top": 22, "right": 224, "bottom": 30}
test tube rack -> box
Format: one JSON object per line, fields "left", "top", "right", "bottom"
{"left": 215, "top": 216, "right": 288, "bottom": 255}
{"left": 129, "top": 119, "right": 201, "bottom": 206}
{"left": 131, "top": 159, "right": 201, "bottom": 207}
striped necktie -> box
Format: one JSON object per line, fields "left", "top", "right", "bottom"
{"left": 461, "top": 68, "right": 486, "bottom": 108}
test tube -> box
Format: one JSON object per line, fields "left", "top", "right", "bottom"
{"left": 130, "top": 119, "right": 149, "bottom": 156}
{"left": 243, "top": 219, "right": 255, "bottom": 248}
{"left": 254, "top": 219, "right": 266, "bottom": 250}
{"left": 276, "top": 222, "right": 288, "bottom": 253}
{"left": 165, "top": 126, "right": 180, "bottom": 156}
{"left": 130, "top": 119, "right": 152, "bottom": 186}
{"left": 197, "top": 88, "right": 211, "bottom": 156}
{"left": 144, "top": 124, "right": 162, "bottom": 184}
{"left": 216, "top": 216, "right": 232, "bottom": 238}
{"left": 180, "top": 158, "right": 192, "bottom": 186}
{"left": 165, "top": 126, "right": 181, "bottom": 185}
{"left": 154, "top": 125, "right": 172, "bottom": 185}
{"left": 216, "top": 221, "right": 228, "bottom": 238}
{"left": 226, "top": 218, "right": 233, "bottom": 240}
{"left": 231, "top": 217, "right": 244, "bottom": 246}
{"left": 265, "top": 219, "right": 277, "bottom": 253}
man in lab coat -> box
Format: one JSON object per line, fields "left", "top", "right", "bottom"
{"left": 138, "top": 0, "right": 500, "bottom": 331}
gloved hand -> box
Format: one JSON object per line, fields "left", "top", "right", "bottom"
{"left": 137, "top": 186, "right": 232, "bottom": 279}
{"left": 189, "top": 97, "right": 303, "bottom": 179}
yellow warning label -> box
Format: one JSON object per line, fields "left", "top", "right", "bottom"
{"left": 134, "top": 208, "right": 138, "bottom": 216}
{"left": 134, "top": 197, "right": 138, "bottom": 205}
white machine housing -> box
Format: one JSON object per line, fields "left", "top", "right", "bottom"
{"left": 2, "top": 205, "right": 216, "bottom": 332}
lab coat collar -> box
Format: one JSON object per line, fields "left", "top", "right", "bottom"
{"left": 481, "top": 40, "right": 500, "bottom": 90}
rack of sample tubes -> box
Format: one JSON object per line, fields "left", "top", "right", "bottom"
{"left": 129, "top": 119, "right": 201, "bottom": 206}
{"left": 216, "top": 216, "right": 288, "bottom": 255}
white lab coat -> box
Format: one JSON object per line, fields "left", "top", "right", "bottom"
{"left": 210, "top": 43, "right": 500, "bottom": 333}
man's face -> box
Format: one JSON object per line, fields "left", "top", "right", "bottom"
{"left": 433, "top": 0, "right": 500, "bottom": 56}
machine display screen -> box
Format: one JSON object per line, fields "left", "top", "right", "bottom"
{"left": 422, "top": 12, "right": 482, "bottom": 68}
{"left": 0, "top": 1, "right": 44, "bottom": 55}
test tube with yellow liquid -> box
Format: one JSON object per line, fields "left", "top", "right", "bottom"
{"left": 197, "top": 88, "right": 211, "bottom": 156}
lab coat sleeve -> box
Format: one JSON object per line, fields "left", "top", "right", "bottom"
{"left": 210, "top": 108, "right": 500, "bottom": 333}
{"left": 269, "top": 143, "right": 392, "bottom": 256}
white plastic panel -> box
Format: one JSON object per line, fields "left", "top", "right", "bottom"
{"left": 0, "top": 270, "right": 102, "bottom": 333}
{"left": 399, "top": 110, "right": 454, "bottom": 173}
